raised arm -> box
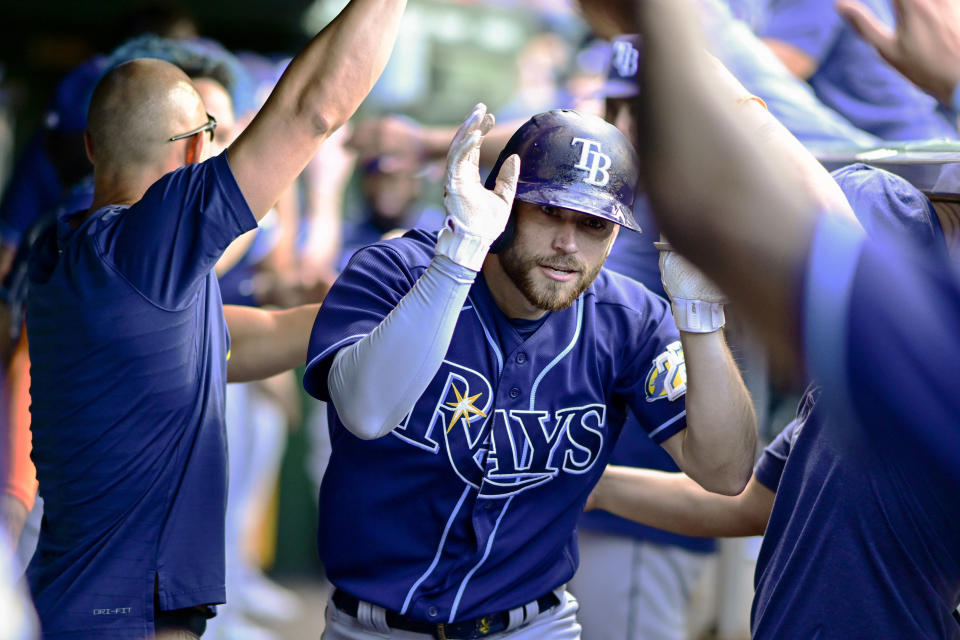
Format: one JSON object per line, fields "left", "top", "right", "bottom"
{"left": 224, "top": 304, "right": 320, "bottom": 382}
{"left": 633, "top": 0, "right": 828, "bottom": 373}
{"left": 589, "top": 466, "right": 774, "bottom": 537}
{"left": 322, "top": 105, "right": 518, "bottom": 439}
{"left": 228, "top": 0, "right": 406, "bottom": 219}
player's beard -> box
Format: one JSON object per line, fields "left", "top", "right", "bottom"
{"left": 499, "top": 240, "right": 604, "bottom": 312}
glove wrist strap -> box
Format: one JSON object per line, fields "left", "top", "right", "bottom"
{"left": 435, "top": 227, "right": 488, "bottom": 272}
{"left": 671, "top": 298, "right": 725, "bottom": 333}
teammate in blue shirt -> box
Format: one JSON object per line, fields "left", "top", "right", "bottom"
{"left": 24, "top": 1, "right": 406, "bottom": 637}
{"left": 760, "top": 0, "right": 957, "bottom": 140}
{"left": 302, "top": 104, "right": 757, "bottom": 639}
{"left": 585, "top": 159, "right": 957, "bottom": 636}
{"left": 629, "top": 0, "right": 960, "bottom": 636}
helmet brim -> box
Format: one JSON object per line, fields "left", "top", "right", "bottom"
{"left": 514, "top": 183, "right": 642, "bottom": 234}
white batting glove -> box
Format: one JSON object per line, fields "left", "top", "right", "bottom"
{"left": 435, "top": 103, "right": 521, "bottom": 271}
{"left": 656, "top": 239, "right": 727, "bottom": 333}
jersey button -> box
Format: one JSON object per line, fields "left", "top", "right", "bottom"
{"left": 427, "top": 606, "right": 439, "bottom": 618}
{"left": 509, "top": 387, "right": 520, "bottom": 399}
{"left": 516, "top": 352, "right": 527, "bottom": 364}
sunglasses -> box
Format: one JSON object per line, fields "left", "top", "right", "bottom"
{"left": 923, "top": 191, "right": 960, "bottom": 204}
{"left": 168, "top": 113, "right": 218, "bottom": 142}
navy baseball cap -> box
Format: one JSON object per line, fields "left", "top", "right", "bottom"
{"left": 44, "top": 56, "right": 112, "bottom": 133}
{"left": 601, "top": 35, "right": 641, "bottom": 99}
{"left": 831, "top": 163, "right": 945, "bottom": 251}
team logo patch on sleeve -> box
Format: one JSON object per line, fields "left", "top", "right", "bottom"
{"left": 645, "top": 341, "right": 687, "bottom": 402}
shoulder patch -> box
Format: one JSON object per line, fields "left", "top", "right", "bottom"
{"left": 645, "top": 341, "right": 687, "bottom": 402}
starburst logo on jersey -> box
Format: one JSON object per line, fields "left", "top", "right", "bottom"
{"left": 444, "top": 384, "right": 487, "bottom": 433}
{"left": 394, "top": 360, "right": 609, "bottom": 498}
{"left": 394, "top": 361, "right": 493, "bottom": 460}
{"left": 645, "top": 341, "right": 687, "bottom": 402}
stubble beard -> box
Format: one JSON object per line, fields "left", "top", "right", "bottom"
{"left": 498, "top": 240, "right": 604, "bottom": 312}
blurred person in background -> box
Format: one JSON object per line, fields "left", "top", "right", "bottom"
{"left": 759, "top": 0, "right": 959, "bottom": 140}
{"left": 338, "top": 153, "right": 444, "bottom": 271}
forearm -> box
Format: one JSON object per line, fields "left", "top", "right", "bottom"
{"left": 593, "top": 467, "right": 772, "bottom": 537}
{"left": 225, "top": 304, "right": 321, "bottom": 382}
{"left": 278, "top": 0, "right": 405, "bottom": 134}
{"left": 674, "top": 330, "right": 757, "bottom": 495}
{"left": 230, "top": 0, "right": 406, "bottom": 218}
{"left": 328, "top": 256, "right": 476, "bottom": 439}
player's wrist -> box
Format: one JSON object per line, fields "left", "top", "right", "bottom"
{"left": 670, "top": 298, "right": 725, "bottom": 333}
{"left": 435, "top": 227, "right": 491, "bottom": 272}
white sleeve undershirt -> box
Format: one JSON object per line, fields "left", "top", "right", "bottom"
{"left": 327, "top": 254, "right": 478, "bottom": 439}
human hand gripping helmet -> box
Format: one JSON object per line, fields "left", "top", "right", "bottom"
{"left": 485, "top": 109, "right": 641, "bottom": 253}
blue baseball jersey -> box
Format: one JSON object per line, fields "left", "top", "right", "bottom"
{"left": 751, "top": 214, "right": 960, "bottom": 639}
{"left": 25, "top": 152, "right": 256, "bottom": 639}
{"left": 303, "top": 229, "right": 689, "bottom": 623}
{"left": 762, "top": 0, "right": 958, "bottom": 141}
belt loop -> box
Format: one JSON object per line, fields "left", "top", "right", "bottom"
{"left": 506, "top": 604, "right": 526, "bottom": 631}
{"left": 357, "top": 600, "right": 391, "bottom": 634}
{"left": 526, "top": 598, "right": 542, "bottom": 620}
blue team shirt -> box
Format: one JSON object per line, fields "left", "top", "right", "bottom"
{"left": 751, "top": 214, "right": 960, "bottom": 639}
{"left": 762, "top": 0, "right": 958, "bottom": 140}
{"left": 25, "top": 153, "right": 256, "bottom": 638}
{"left": 303, "top": 229, "right": 689, "bottom": 623}
{"left": 752, "top": 388, "right": 814, "bottom": 493}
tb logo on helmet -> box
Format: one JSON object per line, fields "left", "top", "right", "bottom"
{"left": 571, "top": 137, "right": 612, "bottom": 187}
{"left": 612, "top": 39, "right": 639, "bottom": 78}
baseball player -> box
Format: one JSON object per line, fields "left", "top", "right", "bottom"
{"left": 302, "top": 103, "right": 757, "bottom": 639}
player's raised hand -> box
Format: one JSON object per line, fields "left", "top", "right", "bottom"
{"left": 657, "top": 239, "right": 728, "bottom": 333}
{"left": 436, "top": 103, "right": 521, "bottom": 271}
{"left": 836, "top": 0, "right": 960, "bottom": 106}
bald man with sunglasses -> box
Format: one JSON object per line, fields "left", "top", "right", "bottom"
{"left": 23, "top": 2, "right": 406, "bottom": 638}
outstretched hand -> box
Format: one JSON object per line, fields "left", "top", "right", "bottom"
{"left": 436, "top": 103, "right": 520, "bottom": 271}
{"left": 836, "top": 0, "right": 960, "bottom": 106}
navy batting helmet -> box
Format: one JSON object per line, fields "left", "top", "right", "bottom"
{"left": 485, "top": 109, "right": 640, "bottom": 253}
